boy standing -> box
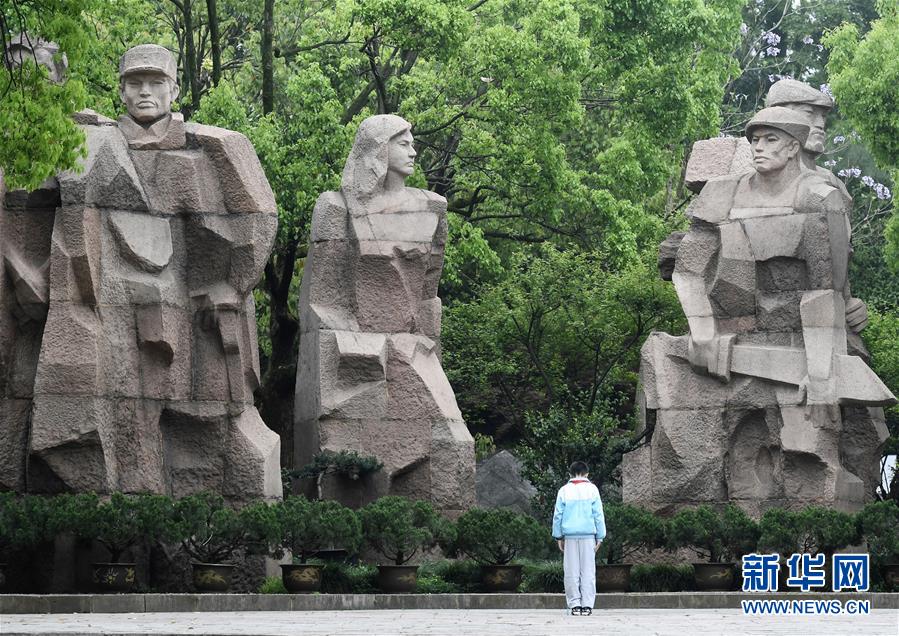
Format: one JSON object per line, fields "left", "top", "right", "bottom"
{"left": 551, "top": 461, "right": 606, "bottom": 616}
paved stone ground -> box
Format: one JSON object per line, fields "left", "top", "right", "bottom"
{"left": 1, "top": 609, "right": 897, "bottom": 635}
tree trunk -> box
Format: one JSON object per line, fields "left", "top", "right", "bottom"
{"left": 262, "top": 0, "right": 274, "bottom": 114}
{"left": 257, "top": 246, "right": 300, "bottom": 469}
{"left": 206, "top": 0, "right": 221, "bottom": 86}
{"left": 182, "top": 0, "right": 201, "bottom": 117}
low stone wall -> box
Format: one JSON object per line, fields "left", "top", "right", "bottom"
{"left": 1, "top": 592, "right": 895, "bottom": 614}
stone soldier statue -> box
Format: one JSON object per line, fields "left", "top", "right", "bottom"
{"left": 295, "top": 114, "right": 474, "bottom": 514}
{"left": 622, "top": 105, "right": 895, "bottom": 516}
{"left": 765, "top": 79, "right": 869, "bottom": 344}
{"left": 0, "top": 34, "right": 67, "bottom": 491}
{"left": 25, "top": 44, "right": 280, "bottom": 503}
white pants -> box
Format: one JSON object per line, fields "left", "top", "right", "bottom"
{"left": 563, "top": 537, "right": 596, "bottom": 609}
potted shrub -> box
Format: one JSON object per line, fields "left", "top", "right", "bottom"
{"left": 758, "top": 507, "right": 803, "bottom": 591}
{"left": 668, "top": 504, "right": 758, "bottom": 591}
{"left": 858, "top": 501, "right": 899, "bottom": 589}
{"left": 798, "top": 506, "right": 859, "bottom": 588}
{"left": 288, "top": 450, "right": 383, "bottom": 510}
{"left": 759, "top": 506, "right": 858, "bottom": 590}
{"left": 596, "top": 503, "right": 664, "bottom": 593}
{"left": 271, "top": 496, "right": 361, "bottom": 592}
{"left": 0, "top": 493, "right": 51, "bottom": 591}
{"left": 359, "top": 496, "right": 442, "bottom": 593}
{"left": 172, "top": 492, "right": 262, "bottom": 592}
{"left": 58, "top": 492, "right": 172, "bottom": 592}
{"left": 453, "top": 507, "right": 544, "bottom": 592}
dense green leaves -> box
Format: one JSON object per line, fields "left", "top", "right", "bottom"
{"left": 359, "top": 496, "right": 443, "bottom": 565}
{"left": 452, "top": 507, "right": 545, "bottom": 565}
{"left": 272, "top": 496, "right": 362, "bottom": 562}
{"left": 667, "top": 504, "right": 760, "bottom": 563}
{"left": 0, "top": 0, "right": 94, "bottom": 189}
{"left": 598, "top": 503, "right": 665, "bottom": 565}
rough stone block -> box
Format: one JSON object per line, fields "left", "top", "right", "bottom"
{"left": 190, "top": 123, "right": 276, "bottom": 214}
{"left": 59, "top": 126, "right": 148, "bottom": 211}
{"left": 0, "top": 398, "right": 30, "bottom": 490}
{"left": 658, "top": 232, "right": 685, "bottom": 281}
{"left": 223, "top": 408, "right": 282, "bottom": 502}
{"left": 650, "top": 409, "right": 727, "bottom": 502}
{"left": 476, "top": 450, "right": 537, "bottom": 515}
{"left": 430, "top": 418, "right": 475, "bottom": 512}
{"left": 685, "top": 137, "right": 752, "bottom": 192}
{"left": 29, "top": 395, "right": 114, "bottom": 493}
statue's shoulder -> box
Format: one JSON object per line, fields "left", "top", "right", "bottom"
{"left": 311, "top": 191, "right": 349, "bottom": 241}
{"left": 410, "top": 187, "right": 447, "bottom": 215}
{"left": 184, "top": 121, "right": 248, "bottom": 144}
{"left": 795, "top": 170, "right": 848, "bottom": 215}
{"left": 687, "top": 173, "right": 744, "bottom": 224}
{"left": 184, "top": 121, "right": 275, "bottom": 213}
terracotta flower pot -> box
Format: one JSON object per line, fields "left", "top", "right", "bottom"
{"left": 92, "top": 562, "right": 138, "bottom": 593}
{"left": 481, "top": 564, "right": 523, "bottom": 592}
{"left": 596, "top": 563, "right": 632, "bottom": 593}
{"left": 281, "top": 564, "right": 323, "bottom": 593}
{"left": 377, "top": 565, "right": 418, "bottom": 593}
{"left": 693, "top": 562, "right": 734, "bottom": 591}
{"left": 192, "top": 562, "right": 235, "bottom": 592}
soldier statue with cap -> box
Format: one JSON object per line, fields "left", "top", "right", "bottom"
{"left": 621, "top": 100, "right": 895, "bottom": 516}
{"left": 766, "top": 78, "right": 869, "bottom": 339}
{"left": 24, "top": 44, "right": 281, "bottom": 504}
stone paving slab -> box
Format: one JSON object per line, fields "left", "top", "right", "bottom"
{"left": 1, "top": 608, "right": 898, "bottom": 636}
{"left": 1, "top": 592, "right": 897, "bottom": 614}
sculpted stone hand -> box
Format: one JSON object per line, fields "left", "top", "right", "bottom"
{"left": 687, "top": 333, "right": 734, "bottom": 382}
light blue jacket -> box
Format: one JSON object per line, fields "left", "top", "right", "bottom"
{"left": 551, "top": 478, "right": 606, "bottom": 540}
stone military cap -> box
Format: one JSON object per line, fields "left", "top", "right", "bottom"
{"left": 766, "top": 78, "right": 833, "bottom": 109}
{"left": 119, "top": 44, "right": 178, "bottom": 82}
{"left": 745, "top": 106, "right": 811, "bottom": 148}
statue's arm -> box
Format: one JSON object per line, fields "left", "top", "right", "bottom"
{"left": 188, "top": 126, "right": 278, "bottom": 311}
{"left": 800, "top": 188, "right": 852, "bottom": 403}
{"left": 672, "top": 220, "right": 732, "bottom": 380}
{"left": 418, "top": 192, "right": 447, "bottom": 339}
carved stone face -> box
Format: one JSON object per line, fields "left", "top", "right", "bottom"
{"left": 120, "top": 71, "right": 178, "bottom": 123}
{"left": 750, "top": 126, "right": 799, "bottom": 175}
{"left": 387, "top": 129, "right": 417, "bottom": 178}
{"left": 784, "top": 102, "right": 827, "bottom": 154}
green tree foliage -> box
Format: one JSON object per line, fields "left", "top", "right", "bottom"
{"left": 863, "top": 309, "right": 899, "bottom": 497}
{"left": 597, "top": 502, "right": 665, "bottom": 565}
{"left": 0, "top": 0, "right": 94, "bottom": 189}
{"left": 667, "top": 504, "right": 759, "bottom": 563}
{"left": 359, "top": 496, "right": 442, "bottom": 565}
{"left": 452, "top": 507, "right": 545, "bottom": 565}
{"left": 515, "top": 406, "right": 637, "bottom": 518}
{"left": 0, "top": 492, "right": 51, "bottom": 560}
{"left": 825, "top": 0, "right": 899, "bottom": 270}
{"left": 63, "top": 492, "right": 174, "bottom": 562}
{"left": 444, "top": 247, "right": 683, "bottom": 439}
{"left": 271, "top": 496, "right": 362, "bottom": 563}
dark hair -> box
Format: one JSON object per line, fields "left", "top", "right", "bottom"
{"left": 568, "top": 461, "right": 589, "bottom": 476}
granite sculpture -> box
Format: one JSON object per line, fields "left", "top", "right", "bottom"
{"left": 1, "top": 43, "right": 280, "bottom": 502}
{"left": 0, "top": 34, "right": 68, "bottom": 491}
{"left": 622, "top": 84, "right": 895, "bottom": 516}
{"left": 294, "top": 114, "right": 475, "bottom": 514}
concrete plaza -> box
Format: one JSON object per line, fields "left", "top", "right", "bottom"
{"left": 2, "top": 609, "right": 898, "bottom": 635}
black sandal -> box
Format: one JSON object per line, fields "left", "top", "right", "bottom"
{"left": 581, "top": 607, "right": 592, "bottom": 616}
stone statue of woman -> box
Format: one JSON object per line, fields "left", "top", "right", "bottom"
{"left": 295, "top": 114, "right": 474, "bottom": 514}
